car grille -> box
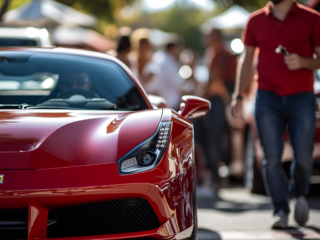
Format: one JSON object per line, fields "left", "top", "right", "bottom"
{"left": 47, "top": 198, "right": 161, "bottom": 238}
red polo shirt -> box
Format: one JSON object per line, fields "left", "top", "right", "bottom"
{"left": 242, "top": 1, "right": 320, "bottom": 96}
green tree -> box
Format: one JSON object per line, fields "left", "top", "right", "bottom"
{"left": 128, "top": 3, "right": 216, "bottom": 53}
{"left": 1, "top": 0, "right": 138, "bottom": 22}
{"left": 8, "top": 0, "right": 30, "bottom": 10}
{"left": 0, "top": 0, "right": 10, "bottom": 21}
{"left": 56, "top": 0, "right": 137, "bottom": 22}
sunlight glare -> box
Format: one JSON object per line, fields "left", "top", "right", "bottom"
{"left": 179, "top": 65, "right": 193, "bottom": 79}
{"left": 231, "top": 39, "right": 244, "bottom": 54}
{"left": 191, "top": 0, "right": 207, "bottom": 6}
{"left": 145, "top": 0, "right": 175, "bottom": 9}
{"left": 42, "top": 78, "right": 55, "bottom": 89}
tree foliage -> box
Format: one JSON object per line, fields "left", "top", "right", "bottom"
{"left": 9, "top": 0, "right": 30, "bottom": 9}
{"left": 129, "top": 3, "right": 215, "bottom": 53}
{"left": 1, "top": 0, "right": 138, "bottom": 22}
{"left": 0, "top": 0, "right": 10, "bottom": 21}
{"left": 55, "top": 0, "right": 137, "bottom": 22}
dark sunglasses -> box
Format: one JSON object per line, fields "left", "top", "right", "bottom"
{"left": 61, "top": 76, "right": 90, "bottom": 86}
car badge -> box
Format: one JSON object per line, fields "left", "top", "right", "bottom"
{"left": 0, "top": 175, "right": 3, "bottom": 184}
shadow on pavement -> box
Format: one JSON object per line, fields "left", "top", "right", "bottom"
{"left": 198, "top": 228, "right": 222, "bottom": 240}
{"left": 305, "top": 225, "right": 320, "bottom": 234}
{"left": 197, "top": 187, "right": 320, "bottom": 213}
{"left": 281, "top": 227, "right": 320, "bottom": 240}
{"left": 197, "top": 195, "right": 273, "bottom": 213}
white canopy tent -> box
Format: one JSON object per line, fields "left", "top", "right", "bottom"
{"left": 207, "top": 5, "right": 250, "bottom": 30}
{"left": 203, "top": 5, "right": 251, "bottom": 54}
{"left": 4, "top": 0, "right": 97, "bottom": 27}
{"left": 53, "top": 26, "right": 116, "bottom": 52}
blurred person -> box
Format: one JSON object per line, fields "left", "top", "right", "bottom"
{"left": 59, "top": 72, "right": 92, "bottom": 92}
{"left": 193, "top": 29, "right": 238, "bottom": 193}
{"left": 137, "top": 38, "right": 152, "bottom": 79}
{"left": 148, "top": 42, "right": 187, "bottom": 110}
{"left": 179, "top": 49, "right": 211, "bottom": 193}
{"left": 232, "top": 0, "right": 320, "bottom": 229}
{"left": 39, "top": 72, "right": 94, "bottom": 103}
{"left": 205, "top": 29, "right": 237, "bottom": 98}
{"left": 116, "top": 35, "right": 132, "bottom": 68}
{"left": 136, "top": 38, "right": 159, "bottom": 90}
{"left": 206, "top": 29, "right": 245, "bottom": 180}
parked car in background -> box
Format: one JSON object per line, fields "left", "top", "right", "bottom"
{"left": 243, "top": 71, "right": 320, "bottom": 194}
{"left": 0, "top": 27, "right": 52, "bottom": 47}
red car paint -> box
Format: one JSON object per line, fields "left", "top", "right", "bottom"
{"left": 0, "top": 109, "right": 162, "bottom": 169}
{"left": 179, "top": 95, "right": 211, "bottom": 119}
{"left": 0, "top": 48, "right": 210, "bottom": 240}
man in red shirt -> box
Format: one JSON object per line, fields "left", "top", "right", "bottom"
{"left": 232, "top": 0, "right": 320, "bottom": 229}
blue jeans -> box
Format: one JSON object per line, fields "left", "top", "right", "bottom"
{"left": 255, "top": 90, "right": 315, "bottom": 214}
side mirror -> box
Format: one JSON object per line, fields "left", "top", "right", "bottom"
{"left": 148, "top": 94, "right": 167, "bottom": 108}
{"left": 178, "top": 95, "right": 211, "bottom": 119}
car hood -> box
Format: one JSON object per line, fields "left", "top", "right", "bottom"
{"left": 0, "top": 109, "right": 162, "bottom": 169}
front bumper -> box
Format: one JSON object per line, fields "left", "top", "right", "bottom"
{"left": 0, "top": 163, "right": 185, "bottom": 240}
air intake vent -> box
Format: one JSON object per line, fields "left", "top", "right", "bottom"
{"left": 48, "top": 198, "right": 160, "bottom": 238}
{"left": 0, "top": 208, "right": 28, "bottom": 239}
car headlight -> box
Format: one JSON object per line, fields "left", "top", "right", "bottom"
{"left": 118, "top": 121, "right": 172, "bottom": 174}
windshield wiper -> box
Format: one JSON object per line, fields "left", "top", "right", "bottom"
{"left": 0, "top": 104, "right": 80, "bottom": 110}
{"left": 0, "top": 104, "right": 31, "bottom": 109}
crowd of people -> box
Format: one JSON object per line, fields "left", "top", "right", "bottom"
{"left": 113, "top": 0, "right": 320, "bottom": 229}
{"left": 111, "top": 27, "right": 243, "bottom": 197}
{"left": 112, "top": 0, "right": 320, "bottom": 231}
{"left": 114, "top": 32, "right": 197, "bottom": 110}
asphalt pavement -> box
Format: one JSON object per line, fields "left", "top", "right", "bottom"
{"left": 197, "top": 186, "right": 320, "bottom": 240}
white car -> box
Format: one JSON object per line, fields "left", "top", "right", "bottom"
{"left": 0, "top": 27, "right": 52, "bottom": 47}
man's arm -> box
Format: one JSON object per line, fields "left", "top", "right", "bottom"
{"left": 231, "top": 46, "right": 256, "bottom": 118}
{"left": 285, "top": 47, "right": 320, "bottom": 71}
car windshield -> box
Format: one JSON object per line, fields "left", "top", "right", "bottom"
{"left": 0, "top": 51, "right": 148, "bottom": 111}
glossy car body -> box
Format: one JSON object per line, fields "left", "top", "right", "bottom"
{"left": 0, "top": 48, "right": 210, "bottom": 240}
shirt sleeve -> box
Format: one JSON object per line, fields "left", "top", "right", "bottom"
{"left": 311, "top": 13, "right": 320, "bottom": 48}
{"left": 242, "top": 16, "right": 258, "bottom": 47}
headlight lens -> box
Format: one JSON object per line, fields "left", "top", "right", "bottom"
{"left": 118, "top": 121, "right": 171, "bottom": 174}
{"left": 137, "top": 153, "right": 155, "bottom": 166}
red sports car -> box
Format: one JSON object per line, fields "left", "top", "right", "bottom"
{"left": 0, "top": 48, "right": 210, "bottom": 240}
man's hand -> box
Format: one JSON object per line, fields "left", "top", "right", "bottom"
{"left": 231, "top": 99, "right": 244, "bottom": 119}
{"left": 284, "top": 54, "right": 307, "bottom": 70}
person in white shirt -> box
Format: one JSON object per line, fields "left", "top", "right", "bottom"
{"left": 147, "top": 42, "right": 186, "bottom": 110}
